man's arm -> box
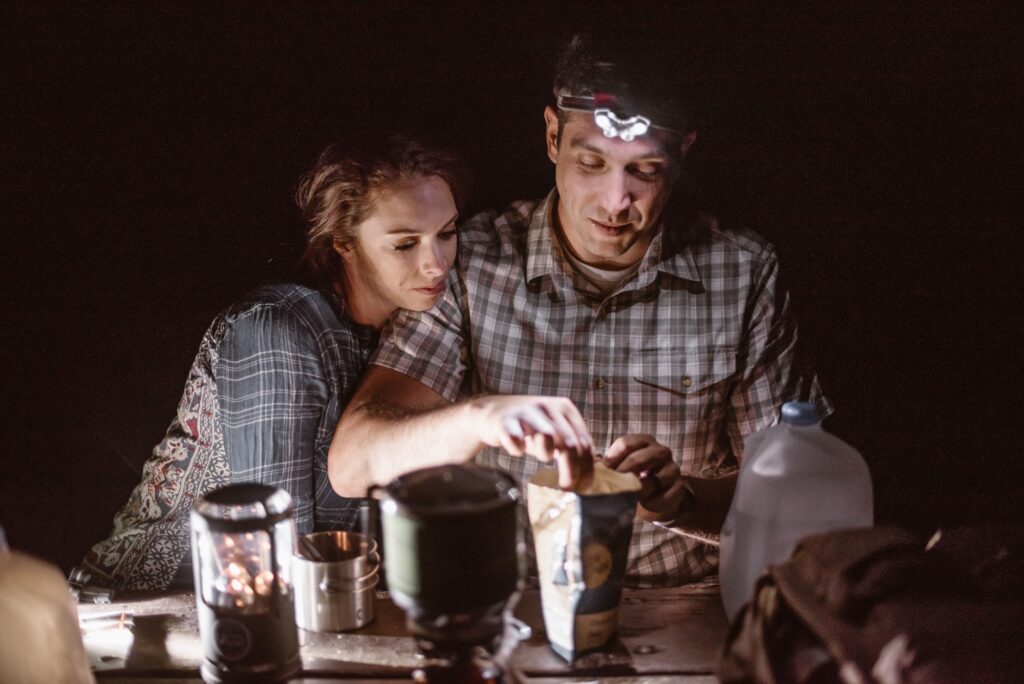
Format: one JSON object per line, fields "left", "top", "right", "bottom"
{"left": 658, "top": 472, "right": 735, "bottom": 546}
{"left": 329, "top": 366, "right": 597, "bottom": 497}
{"left": 602, "top": 435, "right": 734, "bottom": 545}
{"left": 329, "top": 366, "right": 478, "bottom": 496}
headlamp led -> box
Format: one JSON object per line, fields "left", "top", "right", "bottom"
{"left": 593, "top": 109, "right": 649, "bottom": 142}
{"left": 556, "top": 91, "right": 681, "bottom": 141}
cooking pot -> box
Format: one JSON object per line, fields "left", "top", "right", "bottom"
{"left": 292, "top": 531, "right": 379, "bottom": 632}
{"left": 371, "top": 464, "right": 521, "bottom": 622}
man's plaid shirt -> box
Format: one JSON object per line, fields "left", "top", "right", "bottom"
{"left": 374, "top": 190, "right": 828, "bottom": 587}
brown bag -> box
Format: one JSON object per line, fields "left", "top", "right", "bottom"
{"left": 719, "top": 525, "right": 1024, "bottom": 683}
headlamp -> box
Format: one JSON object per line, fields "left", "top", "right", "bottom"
{"left": 593, "top": 109, "right": 649, "bottom": 142}
{"left": 556, "top": 91, "right": 681, "bottom": 141}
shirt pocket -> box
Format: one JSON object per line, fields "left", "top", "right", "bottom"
{"left": 629, "top": 348, "right": 737, "bottom": 426}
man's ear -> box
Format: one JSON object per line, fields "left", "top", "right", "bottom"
{"left": 544, "top": 106, "right": 560, "bottom": 163}
{"left": 678, "top": 131, "right": 698, "bottom": 159}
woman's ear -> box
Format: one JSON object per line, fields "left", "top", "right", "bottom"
{"left": 332, "top": 238, "right": 353, "bottom": 262}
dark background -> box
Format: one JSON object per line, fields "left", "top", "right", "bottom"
{"left": 3, "top": 3, "right": 1021, "bottom": 572}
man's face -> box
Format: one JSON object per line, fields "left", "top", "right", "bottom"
{"left": 545, "top": 107, "right": 695, "bottom": 269}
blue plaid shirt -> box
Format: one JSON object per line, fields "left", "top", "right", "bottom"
{"left": 76, "top": 284, "right": 376, "bottom": 590}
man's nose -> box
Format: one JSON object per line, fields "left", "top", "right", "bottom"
{"left": 599, "top": 170, "right": 632, "bottom": 217}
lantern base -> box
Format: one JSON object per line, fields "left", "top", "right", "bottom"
{"left": 200, "top": 653, "right": 301, "bottom": 684}
{"left": 196, "top": 600, "right": 301, "bottom": 684}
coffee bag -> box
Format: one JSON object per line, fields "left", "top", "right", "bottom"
{"left": 527, "top": 462, "right": 640, "bottom": 660}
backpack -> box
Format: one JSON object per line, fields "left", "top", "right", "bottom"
{"left": 719, "top": 525, "right": 1024, "bottom": 683}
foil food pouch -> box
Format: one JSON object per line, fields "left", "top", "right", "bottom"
{"left": 527, "top": 462, "right": 640, "bottom": 660}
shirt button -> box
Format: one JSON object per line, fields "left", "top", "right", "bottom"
{"left": 594, "top": 377, "right": 608, "bottom": 390}
{"left": 681, "top": 376, "right": 693, "bottom": 388}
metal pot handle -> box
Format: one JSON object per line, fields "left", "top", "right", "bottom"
{"left": 318, "top": 568, "right": 379, "bottom": 594}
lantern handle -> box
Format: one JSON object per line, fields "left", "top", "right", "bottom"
{"left": 361, "top": 487, "right": 383, "bottom": 572}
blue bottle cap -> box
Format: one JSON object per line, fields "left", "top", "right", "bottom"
{"left": 780, "top": 401, "right": 821, "bottom": 426}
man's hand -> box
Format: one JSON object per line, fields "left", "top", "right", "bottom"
{"left": 602, "top": 433, "right": 686, "bottom": 522}
{"left": 469, "top": 395, "right": 595, "bottom": 490}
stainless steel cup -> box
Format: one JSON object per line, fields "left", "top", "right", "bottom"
{"left": 293, "top": 531, "right": 379, "bottom": 632}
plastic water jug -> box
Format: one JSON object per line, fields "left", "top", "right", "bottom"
{"left": 719, "top": 402, "right": 873, "bottom": 621}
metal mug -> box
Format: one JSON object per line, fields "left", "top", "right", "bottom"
{"left": 293, "top": 531, "right": 379, "bottom": 632}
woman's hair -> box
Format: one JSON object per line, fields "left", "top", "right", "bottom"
{"left": 296, "top": 136, "right": 464, "bottom": 284}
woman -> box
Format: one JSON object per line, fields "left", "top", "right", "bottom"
{"left": 72, "top": 138, "right": 462, "bottom": 592}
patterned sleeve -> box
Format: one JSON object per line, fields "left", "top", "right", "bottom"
{"left": 74, "top": 290, "right": 342, "bottom": 593}
{"left": 74, "top": 321, "right": 231, "bottom": 592}
{"left": 724, "top": 243, "right": 832, "bottom": 461}
{"left": 213, "top": 299, "right": 332, "bottom": 534}
{"left": 371, "top": 269, "right": 469, "bottom": 401}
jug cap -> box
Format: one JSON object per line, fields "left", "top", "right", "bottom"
{"left": 781, "top": 401, "right": 821, "bottom": 426}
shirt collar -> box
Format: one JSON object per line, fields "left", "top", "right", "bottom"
{"left": 643, "top": 228, "right": 702, "bottom": 283}
{"left": 326, "top": 286, "right": 380, "bottom": 343}
{"left": 525, "top": 189, "right": 564, "bottom": 284}
{"left": 525, "top": 188, "right": 703, "bottom": 286}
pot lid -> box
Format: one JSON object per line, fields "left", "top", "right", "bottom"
{"left": 383, "top": 464, "right": 518, "bottom": 516}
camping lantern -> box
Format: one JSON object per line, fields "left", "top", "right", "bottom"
{"left": 190, "top": 484, "right": 300, "bottom": 683}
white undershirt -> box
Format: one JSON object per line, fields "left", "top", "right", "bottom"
{"left": 561, "top": 246, "right": 642, "bottom": 296}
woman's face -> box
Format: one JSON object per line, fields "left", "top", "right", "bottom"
{"left": 336, "top": 174, "right": 458, "bottom": 326}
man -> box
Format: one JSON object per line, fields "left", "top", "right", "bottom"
{"left": 330, "top": 34, "right": 828, "bottom": 587}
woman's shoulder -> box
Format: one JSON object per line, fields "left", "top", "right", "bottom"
{"left": 209, "top": 283, "right": 344, "bottom": 346}
{"left": 219, "top": 283, "right": 337, "bottom": 323}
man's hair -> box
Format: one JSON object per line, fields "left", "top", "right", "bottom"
{"left": 552, "top": 31, "right": 697, "bottom": 148}
{"left": 296, "top": 136, "right": 464, "bottom": 285}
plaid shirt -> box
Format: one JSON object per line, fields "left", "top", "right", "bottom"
{"left": 77, "top": 284, "right": 375, "bottom": 591}
{"left": 374, "top": 190, "right": 828, "bottom": 587}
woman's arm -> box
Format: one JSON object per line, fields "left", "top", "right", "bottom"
{"left": 74, "top": 321, "right": 230, "bottom": 592}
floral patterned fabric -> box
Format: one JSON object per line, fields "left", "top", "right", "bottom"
{"left": 75, "top": 284, "right": 377, "bottom": 591}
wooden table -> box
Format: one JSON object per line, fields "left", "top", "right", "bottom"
{"left": 80, "top": 577, "right": 727, "bottom": 682}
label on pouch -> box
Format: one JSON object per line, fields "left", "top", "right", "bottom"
{"left": 582, "top": 543, "right": 613, "bottom": 588}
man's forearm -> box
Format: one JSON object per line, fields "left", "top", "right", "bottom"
{"left": 329, "top": 366, "right": 599, "bottom": 497}
{"left": 329, "top": 398, "right": 485, "bottom": 497}
{"left": 660, "top": 472, "right": 736, "bottom": 546}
